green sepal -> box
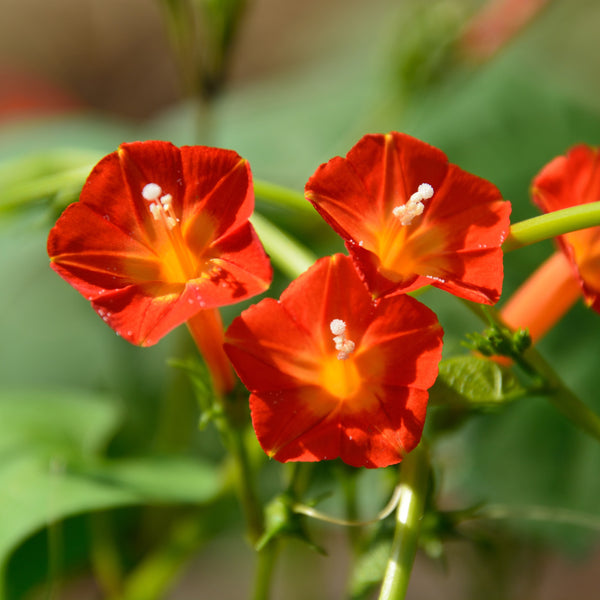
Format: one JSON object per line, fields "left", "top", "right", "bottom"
{"left": 255, "top": 494, "right": 326, "bottom": 555}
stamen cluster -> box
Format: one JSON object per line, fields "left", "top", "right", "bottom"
{"left": 392, "top": 183, "right": 434, "bottom": 226}
{"left": 142, "top": 182, "right": 179, "bottom": 230}
{"left": 330, "top": 318, "right": 355, "bottom": 360}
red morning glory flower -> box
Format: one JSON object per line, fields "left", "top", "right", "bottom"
{"left": 224, "top": 254, "right": 443, "bottom": 469}
{"left": 501, "top": 144, "right": 600, "bottom": 344}
{"left": 48, "top": 141, "right": 272, "bottom": 390}
{"left": 305, "top": 132, "right": 511, "bottom": 304}
{"left": 531, "top": 144, "right": 600, "bottom": 314}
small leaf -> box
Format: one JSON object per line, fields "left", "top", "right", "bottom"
{"left": 431, "top": 356, "right": 526, "bottom": 408}
{"left": 428, "top": 356, "right": 527, "bottom": 433}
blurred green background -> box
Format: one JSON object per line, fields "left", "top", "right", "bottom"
{"left": 1, "top": 0, "right": 600, "bottom": 598}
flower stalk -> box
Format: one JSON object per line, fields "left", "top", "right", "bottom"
{"left": 503, "top": 201, "right": 600, "bottom": 252}
{"left": 186, "top": 308, "right": 235, "bottom": 396}
{"left": 378, "top": 445, "right": 429, "bottom": 600}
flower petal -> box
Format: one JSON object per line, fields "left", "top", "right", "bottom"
{"left": 532, "top": 144, "right": 600, "bottom": 312}
{"left": 306, "top": 132, "right": 510, "bottom": 303}
{"left": 225, "top": 254, "right": 443, "bottom": 468}
{"left": 48, "top": 141, "right": 272, "bottom": 346}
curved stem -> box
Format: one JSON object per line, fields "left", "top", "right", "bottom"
{"left": 503, "top": 201, "right": 600, "bottom": 252}
{"left": 253, "top": 179, "right": 313, "bottom": 215}
{"left": 378, "top": 446, "right": 429, "bottom": 600}
{"left": 251, "top": 212, "right": 318, "bottom": 278}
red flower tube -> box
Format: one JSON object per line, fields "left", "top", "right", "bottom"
{"left": 224, "top": 254, "right": 444, "bottom": 469}
{"left": 502, "top": 144, "right": 600, "bottom": 341}
{"left": 48, "top": 141, "right": 272, "bottom": 392}
{"left": 305, "top": 132, "right": 511, "bottom": 304}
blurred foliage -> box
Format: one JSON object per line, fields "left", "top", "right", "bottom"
{"left": 2, "top": 0, "right": 600, "bottom": 597}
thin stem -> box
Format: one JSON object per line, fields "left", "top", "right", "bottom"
{"left": 253, "top": 179, "right": 314, "bottom": 215}
{"left": 252, "top": 541, "right": 278, "bottom": 600}
{"left": 503, "top": 201, "right": 600, "bottom": 252}
{"left": 225, "top": 426, "right": 264, "bottom": 545}
{"left": 89, "top": 512, "right": 124, "bottom": 598}
{"left": 378, "top": 446, "right": 429, "bottom": 600}
{"left": 470, "top": 503, "right": 600, "bottom": 531}
{"left": 251, "top": 212, "right": 318, "bottom": 278}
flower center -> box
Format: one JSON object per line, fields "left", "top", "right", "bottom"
{"left": 142, "top": 182, "right": 198, "bottom": 283}
{"left": 374, "top": 183, "right": 435, "bottom": 277}
{"left": 392, "top": 183, "right": 434, "bottom": 226}
{"left": 318, "top": 319, "right": 361, "bottom": 400}
{"left": 329, "top": 319, "right": 355, "bottom": 360}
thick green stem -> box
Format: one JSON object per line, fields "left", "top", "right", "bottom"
{"left": 378, "top": 446, "right": 429, "bottom": 600}
{"left": 503, "top": 201, "right": 600, "bottom": 252}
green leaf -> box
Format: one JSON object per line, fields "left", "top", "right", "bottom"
{"left": 432, "top": 356, "right": 527, "bottom": 408}
{"left": 0, "top": 389, "right": 219, "bottom": 581}
{"left": 0, "top": 149, "right": 98, "bottom": 214}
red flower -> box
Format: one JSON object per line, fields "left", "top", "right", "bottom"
{"left": 305, "top": 132, "right": 511, "bottom": 304}
{"left": 531, "top": 144, "right": 600, "bottom": 314}
{"left": 48, "top": 140, "right": 272, "bottom": 346}
{"left": 224, "top": 254, "right": 443, "bottom": 468}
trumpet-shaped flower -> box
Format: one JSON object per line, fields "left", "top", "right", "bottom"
{"left": 48, "top": 141, "right": 272, "bottom": 347}
{"left": 305, "top": 132, "right": 511, "bottom": 303}
{"left": 224, "top": 254, "right": 443, "bottom": 468}
{"left": 531, "top": 144, "right": 600, "bottom": 314}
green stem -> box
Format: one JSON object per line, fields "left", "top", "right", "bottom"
{"left": 2, "top": 165, "right": 92, "bottom": 212}
{"left": 521, "top": 349, "right": 600, "bottom": 442}
{"left": 252, "top": 541, "right": 278, "bottom": 600}
{"left": 470, "top": 503, "right": 600, "bottom": 531}
{"left": 90, "top": 512, "right": 124, "bottom": 598}
{"left": 119, "top": 512, "right": 206, "bottom": 600}
{"left": 253, "top": 179, "right": 314, "bottom": 215}
{"left": 378, "top": 446, "right": 429, "bottom": 600}
{"left": 251, "top": 212, "right": 318, "bottom": 278}
{"left": 504, "top": 201, "right": 600, "bottom": 252}
{"left": 224, "top": 425, "right": 264, "bottom": 545}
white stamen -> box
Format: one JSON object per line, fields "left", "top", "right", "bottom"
{"left": 330, "top": 319, "right": 346, "bottom": 336}
{"left": 149, "top": 202, "right": 162, "bottom": 220}
{"left": 144, "top": 186, "right": 178, "bottom": 230}
{"left": 142, "top": 183, "right": 162, "bottom": 201}
{"left": 329, "top": 318, "right": 355, "bottom": 360}
{"left": 416, "top": 183, "right": 434, "bottom": 200}
{"left": 393, "top": 182, "right": 434, "bottom": 226}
